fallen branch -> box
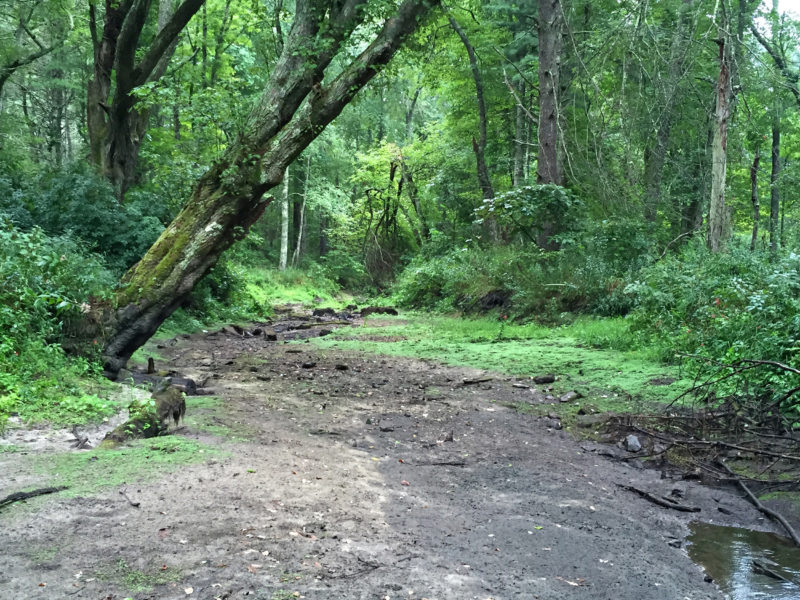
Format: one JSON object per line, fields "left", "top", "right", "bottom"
{"left": 0, "top": 486, "right": 68, "bottom": 510}
{"left": 655, "top": 228, "right": 701, "bottom": 263}
{"left": 70, "top": 425, "right": 91, "bottom": 449}
{"left": 616, "top": 484, "right": 700, "bottom": 512}
{"left": 716, "top": 460, "right": 800, "bottom": 547}
{"left": 740, "top": 359, "right": 800, "bottom": 377}
{"left": 119, "top": 488, "right": 141, "bottom": 508}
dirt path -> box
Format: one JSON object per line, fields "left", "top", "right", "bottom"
{"left": 0, "top": 315, "right": 778, "bottom": 599}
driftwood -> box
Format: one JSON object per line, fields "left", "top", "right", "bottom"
{"left": 0, "top": 486, "right": 68, "bottom": 510}
{"left": 616, "top": 484, "right": 701, "bottom": 512}
{"left": 716, "top": 460, "right": 800, "bottom": 547}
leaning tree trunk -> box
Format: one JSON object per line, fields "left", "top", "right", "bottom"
{"left": 100, "top": 0, "right": 437, "bottom": 375}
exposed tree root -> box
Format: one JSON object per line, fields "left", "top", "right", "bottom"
{"left": 0, "top": 486, "right": 68, "bottom": 511}
{"left": 716, "top": 459, "right": 800, "bottom": 547}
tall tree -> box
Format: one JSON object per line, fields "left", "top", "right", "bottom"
{"left": 100, "top": 0, "right": 438, "bottom": 375}
{"left": 707, "top": 4, "right": 734, "bottom": 252}
{"left": 87, "top": 0, "right": 205, "bottom": 198}
{"left": 537, "top": 0, "right": 563, "bottom": 186}
{"left": 449, "top": 16, "right": 495, "bottom": 201}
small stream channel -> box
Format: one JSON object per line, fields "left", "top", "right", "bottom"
{"left": 688, "top": 521, "right": 800, "bottom": 599}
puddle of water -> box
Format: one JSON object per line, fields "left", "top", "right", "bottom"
{"left": 688, "top": 521, "right": 800, "bottom": 599}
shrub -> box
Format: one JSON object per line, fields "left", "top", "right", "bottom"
{"left": 625, "top": 240, "right": 800, "bottom": 410}
{"left": 0, "top": 221, "right": 115, "bottom": 429}
{"left": 25, "top": 164, "right": 163, "bottom": 273}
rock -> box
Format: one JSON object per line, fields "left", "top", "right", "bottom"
{"left": 624, "top": 434, "right": 642, "bottom": 452}
{"left": 116, "top": 368, "right": 133, "bottom": 383}
{"left": 559, "top": 390, "right": 582, "bottom": 403}
{"left": 360, "top": 306, "right": 398, "bottom": 317}
{"left": 168, "top": 376, "right": 197, "bottom": 396}
{"left": 335, "top": 364, "right": 349, "bottom": 371}
{"left": 534, "top": 374, "right": 556, "bottom": 384}
{"left": 575, "top": 412, "right": 615, "bottom": 428}
{"left": 312, "top": 307, "right": 336, "bottom": 317}
{"left": 577, "top": 404, "right": 599, "bottom": 415}
{"left": 301, "top": 362, "right": 317, "bottom": 369}
{"left": 318, "top": 329, "right": 333, "bottom": 337}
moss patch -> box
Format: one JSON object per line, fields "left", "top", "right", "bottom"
{"left": 95, "top": 557, "right": 183, "bottom": 593}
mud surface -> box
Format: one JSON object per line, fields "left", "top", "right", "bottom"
{"left": 0, "top": 313, "right": 783, "bottom": 599}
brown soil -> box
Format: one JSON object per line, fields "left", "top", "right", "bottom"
{"left": 0, "top": 316, "right": 781, "bottom": 599}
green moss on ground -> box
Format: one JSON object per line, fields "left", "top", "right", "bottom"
{"left": 315, "top": 314, "right": 690, "bottom": 411}
{"left": 28, "top": 436, "right": 222, "bottom": 498}
{"left": 183, "top": 395, "right": 257, "bottom": 440}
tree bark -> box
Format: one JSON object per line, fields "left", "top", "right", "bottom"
{"left": 537, "top": 0, "right": 564, "bottom": 187}
{"left": 100, "top": 0, "right": 437, "bottom": 375}
{"left": 707, "top": 30, "right": 733, "bottom": 252}
{"left": 279, "top": 166, "right": 289, "bottom": 270}
{"left": 291, "top": 154, "right": 311, "bottom": 267}
{"left": 750, "top": 141, "right": 761, "bottom": 251}
{"left": 536, "top": 0, "right": 564, "bottom": 249}
{"left": 769, "top": 0, "right": 781, "bottom": 255}
{"left": 513, "top": 81, "right": 527, "bottom": 187}
{"left": 770, "top": 111, "right": 781, "bottom": 253}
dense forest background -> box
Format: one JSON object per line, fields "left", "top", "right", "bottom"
{"left": 1, "top": 0, "right": 800, "bottom": 426}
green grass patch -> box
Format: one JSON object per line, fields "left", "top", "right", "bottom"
{"left": 758, "top": 491, "right": 800, "bottom": 511}
{"left": 243, "top": 266, "right": 345, "bottom": 307}
{"left": 183, "top": 395, "right": 257, "bottom": 441}
{"left": 30, "top": 436, "right": 222, "bottom": 497}
{"left": 95, "top": 557, "right": 183, "bottom": 593}
{"left": 315, "top": 313, "right": 690, "bottom": 409}
{"left": 27, "top": 544, "right": 61, "bottom": 563}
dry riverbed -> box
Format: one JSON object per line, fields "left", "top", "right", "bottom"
{"left": 0, "top": 313, "right": 783, "bottom": 599}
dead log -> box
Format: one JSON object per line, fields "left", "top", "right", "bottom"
{"left": 616, "top": 484, "right": 701, "bottom": 512}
